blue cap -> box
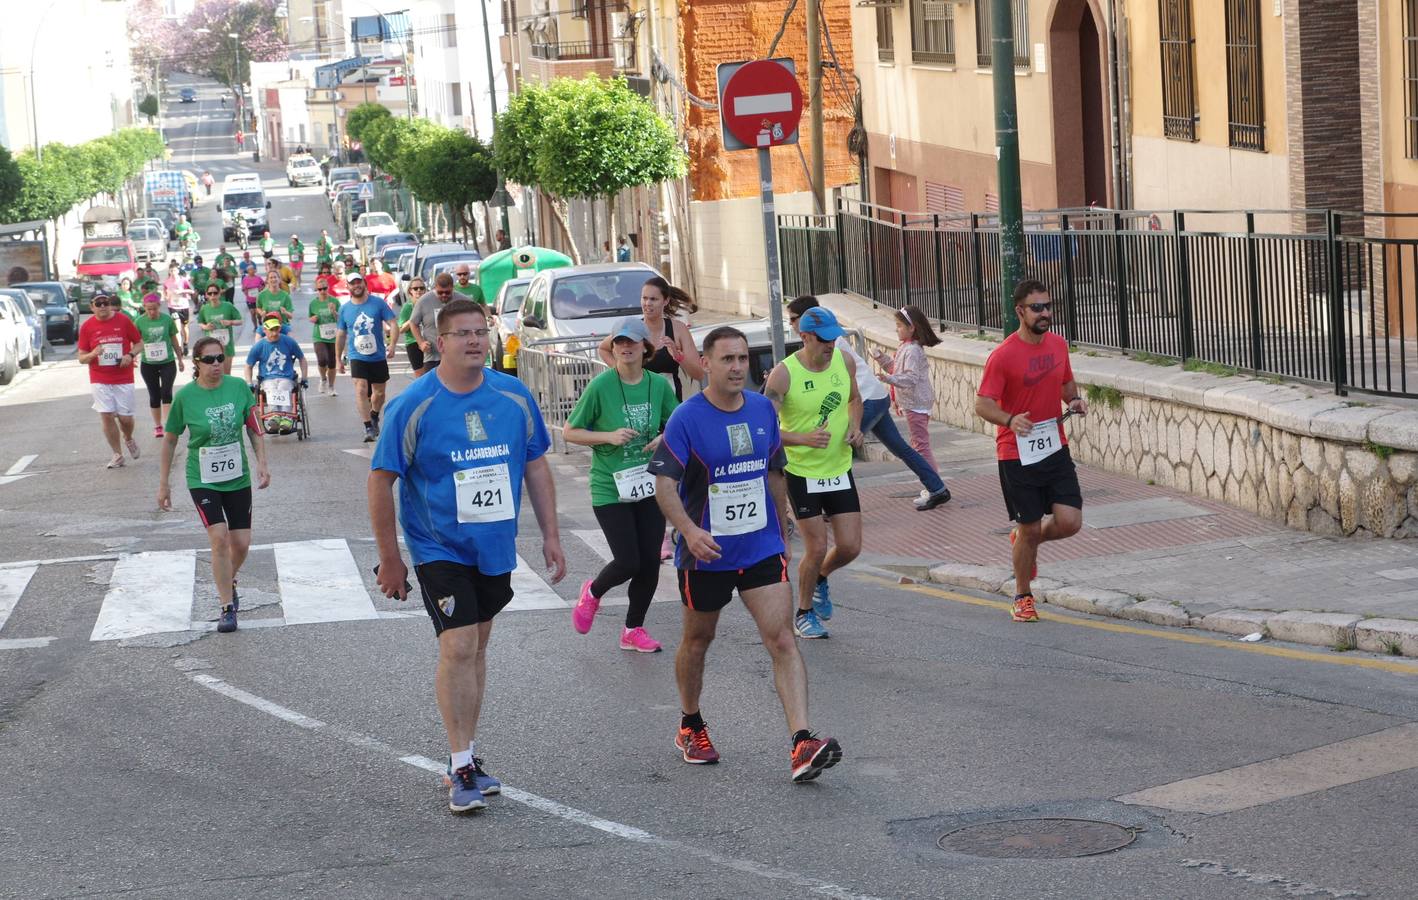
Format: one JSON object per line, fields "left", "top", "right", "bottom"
{"left": 797, "top": 306, "right": 844, "bottom": 341}
{"left": 610, "top": 317, "right": 649, "bottom": 343}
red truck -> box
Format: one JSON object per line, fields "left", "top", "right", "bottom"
{"left": 73, "top": 205, "right": 136, "bottom": 310}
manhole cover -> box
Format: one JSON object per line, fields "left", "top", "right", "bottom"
{"left": 937, "top": 818, "right": 1136, "bottom": 859}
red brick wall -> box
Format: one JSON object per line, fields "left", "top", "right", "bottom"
{"left": 681, "top": 0, "right": 857, "bottom": 201}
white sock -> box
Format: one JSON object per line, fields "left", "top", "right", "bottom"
{"left": 467, "top": 740, "right": 478, "bottom": 759}
{"left": 450, "top": 749, "right": 472, "bottom": 770}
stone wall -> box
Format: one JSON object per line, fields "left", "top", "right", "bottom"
{"left": 815, "top": 293, "right": 1418, "bottom": 539}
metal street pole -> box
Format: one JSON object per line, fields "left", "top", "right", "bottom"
{"left": 479, "top": 0, "right": 511, "bottom": 239}
{"left": 992, "top": 0, "right": 1024, "bottom": 332}
{"left": 806, "top": 0, "right": 824, "bottom": 216}
{"left": 760, "top": 147, "right": 786, "bottom": 363}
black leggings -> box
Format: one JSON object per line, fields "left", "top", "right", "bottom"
{"left": 590, "top": 498, "right": 666, "bottom": 628}
{"left": 140, "top": 361, "right": 177, "bottom": 408}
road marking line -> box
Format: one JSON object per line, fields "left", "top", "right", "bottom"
{"left": 0, "top": 565, "right": 37, "bottom": 632}
{"left": 186, "top": 671, "right": 882, "bottom": 900}
{"left": 91, "top": 550, "right": 196, "bottom": 641}
{"left": 860, "top": 575, "right": 1418, "bottom": 676}
{"left": 5, "top": 454, "right": 37, "bottom": 475}
{"left": 505, "top": 554, "right": 568, "bottom": 610}
{"left": 1119, "top": 723, "right": 1418, "bottom": 814}
{"left": 0, "top": 637, "right": 56, "bottom": 650}
{"left": 274, "top": 538, "right": 378, "bottom": 625}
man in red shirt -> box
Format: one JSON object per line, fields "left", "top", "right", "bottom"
{"left": 77, "top": 293, "right": 144, "bottom": 469}
{"left": 975, "top": 279, "right": 1088, "bottom": 623}
{"left": 364, "top": 259, "right": 397, "bottom": 307}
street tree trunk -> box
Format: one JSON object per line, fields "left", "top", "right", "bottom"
{"left": 549, "top": 196, "right": 581, "bottom": 264}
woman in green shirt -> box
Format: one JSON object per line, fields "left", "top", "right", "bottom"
{"left": 136, "top": 293, "right": 184, "bottom": 437}
{"left": 396, "top": 277, "right": 426, "bottom": 373}
{"left": 116, "top": 276, "right": 141, "bottom": 319}
{"left": 288, "top": 235, "right": 305, "bottom": 289}
{"left": 257, "top": 271, "right": 294, "bottom": 335}
{"left": 563, "top": 317, "right": 679, "bottom": 653}
{"left": 307, "top": 277, "right": 341, "bottom": 395}
{"left": 196, "top": 284, "right": 242, "bottom": 374}
{"left": 158, "top": 335, "right": 271, "bottom": 635}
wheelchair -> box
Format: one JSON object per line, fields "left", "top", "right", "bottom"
{"left": 253, "top": 376, "right": 312, "bottom": 441}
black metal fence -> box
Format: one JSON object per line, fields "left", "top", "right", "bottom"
{"left": 778, "top": 199, "right": 1418, "bottom": 399}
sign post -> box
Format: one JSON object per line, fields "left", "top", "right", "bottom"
{"left": 716, "top": 58, "right": 804, "bottom": 365}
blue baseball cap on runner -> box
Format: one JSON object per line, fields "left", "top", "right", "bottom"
{"left": 797, "top": 306, "right": 844, "bottom": 341}
{"left": 610, "top": 317, "right": 650, "bottom": 343}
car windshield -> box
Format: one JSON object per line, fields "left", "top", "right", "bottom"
{"left": 222, "top": 192, "right": 262, "bottom": 210}
{"left": 374, "top": 233, "right": 414, "bottom": 250}
{"left": 382, "top": 247, "right": 415, "bottom": 266}
{"left": 22, "top": 285, "right": 66, "bottom": 308}
{"left": 330, "top": 168, "right": 359, "bottom": 181}
{"left": 80, "top": 246, "right": 132, "bottom": 265}
{"left": 501, "top": 282, "right": 530, "bottom": 314}
{"left": 291, "top": 159, "right": 318, "bottom": 168}
{"left": 549, "top": 272, "right": 648, "bottom": 321}
{"left": 359, "top": 213, "right": 394, "bottom": 227}
{"left": 131, "top": 226, "right": 162, "bottom": 241}
{"left": 420, "top": 254, "right": 479, "bottom": 279}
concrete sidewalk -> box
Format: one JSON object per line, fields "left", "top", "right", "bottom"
{"left": 852, "top": 417, "right": 1418, "bottom": 659}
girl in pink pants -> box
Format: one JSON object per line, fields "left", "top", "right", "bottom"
{"left": 873, "top": 305, "right": 942, "bottom": 474}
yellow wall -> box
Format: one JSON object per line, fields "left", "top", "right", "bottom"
{"left": 1381, "top": 0, "right": 1418, "bottom": 192}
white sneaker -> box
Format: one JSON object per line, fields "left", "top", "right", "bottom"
{"left": 329, "top": 386, "right": 338, "bottom": 397}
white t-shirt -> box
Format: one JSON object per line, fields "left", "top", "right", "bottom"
{"left": 835, "top": 336, "right": 889, "bottom": 402}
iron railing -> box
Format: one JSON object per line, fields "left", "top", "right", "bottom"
{"left": 778, "top": 198, "right": 1418, "bottom": 399}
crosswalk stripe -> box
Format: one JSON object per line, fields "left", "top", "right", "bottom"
{"left": 506, "top": 554, "right": 569, "bottom": 611}
{"left": 273, "top": 538, "right": 379, "bottom": 625}
{"left": 91, "top": 551, "right": 196, "bottom": 641}
{"left": 0, "top": 565, "right": 36, "bottom": 632}
{"left": 570, "top": 528, "right": 679, "bottom": 607}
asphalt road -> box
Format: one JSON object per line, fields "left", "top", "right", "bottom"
{"left": 3, "top": 76, "right": 1418, "bottom": 899}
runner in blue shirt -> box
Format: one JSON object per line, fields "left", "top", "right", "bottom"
{"left": 369, "top": 297, "right": 566, "bottom": 815}
{"left": 244, "top": 318, "right": 308, "bottom": 383}
{"left": 650, "top": 324, "right": 843, "bottom": 783}
{"left": 335, "top": 273, "right": 398, "bottom": 442}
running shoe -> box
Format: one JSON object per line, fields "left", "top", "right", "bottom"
{"left": 1009, "top": 526, "right": 1038, "bottom": 580}
{"left": 794, "top": 609, "right": 829, "bottom": 639}
{"left": 620, "top": 626, "right": 662, "bottom": 653}
{"left": 812, "top": 579, "right": 833, "bottom": 620}
{"left": 790, "top": 734, "right": 843, "bottom": 783}
{"left": 1011, "top": 594, "right": 1040, "bottom": 623}
{"left": 572, "top": 579, "right": 600, "bottom": 634}
{"left": 914, "top": 486, "right": 951, "bottom": 511}
{"left": 153, "top": 426, "right": 164, "bottom": 438}
{"left": 660, "top": 531, "right": 674, "bottom": 561}
{"left": 125, "top": 436, "right": 140, "bottom": 460}
{"left": 362, "top": 424, "right": 376, "bottom": 443}
{"left": 217, "top": 604, "right": 238, "bottom": 633}
{"left": 676, "top": 723, "right": 720, "bottom": 764}
{"left": 441, "top": 757, "right": 504, "bottom": 796}
{"left": 329, "top": 386, "right": 338, "bottom": 397}
{"left": 447, "top": 763, "right": 489, "bottom": 813}
{"left": 106, "top": 454, "right": 125, "bottom": 469}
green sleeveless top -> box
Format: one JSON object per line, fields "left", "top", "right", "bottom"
{"left": 780, "top": 349, "right": 853, "bottom": 478}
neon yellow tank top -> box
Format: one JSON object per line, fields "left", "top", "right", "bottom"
{"left": 780, "top": 349, "right": 853, "bottom": 478}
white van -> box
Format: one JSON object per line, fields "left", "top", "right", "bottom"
{"left": 220, "top": 174, "right": 269, "bottom": 241}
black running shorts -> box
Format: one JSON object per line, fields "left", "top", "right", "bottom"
{"left": 677, "top": 553, "right": 788, "bottom": 613}
{"left": 349, "top": 359, "right": 390, "bottom": 384}
{"left": 189, "top": 486, "right": 253, "bottom": 531}
{"left": 405, "top": 341, "right": 425, "bottom": 371}
{"left": 997, "top": 446, "right": 1083, "bottom": 525}
{"left": 786, "top": 471, "right": 861, "bottom": 520}
{"left": 414, "top": 561, "right": 515, "bottom": 635}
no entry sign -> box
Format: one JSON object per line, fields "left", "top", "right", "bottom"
{"left": 716, "top": 58, "right": 803, "bottom": 152}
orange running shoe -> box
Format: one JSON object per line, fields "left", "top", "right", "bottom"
{"left": 1011, "top": 593, "right": 1040, "bottom": 622}
{"left": 676, "top": 723, "right": 720, "bottom": 764}
{"left": 790, "top": 734, "right": 843, "bottom": 783}
{"left": 1009, "top": 526, "right": 1038, "bottom": 580}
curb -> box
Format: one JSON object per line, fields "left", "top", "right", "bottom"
{"left": 921, "top": 563, "right": 1418, "bottom": 660}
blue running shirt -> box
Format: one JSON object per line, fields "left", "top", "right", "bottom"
{"left": 650, "top": 392, "right": 787, "bottom": 571}
{"left": 338, "top": 298, "right": 396, "bottom": 362}
{"left": 371, "top": 369, "right": 550, "bottom": 574}
{"left": 245, "top": 335, "right": 305, "bottom": 381}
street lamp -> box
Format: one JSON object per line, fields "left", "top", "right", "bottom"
{"left": 28, "top": 0, "right": 65, "bottom": 160}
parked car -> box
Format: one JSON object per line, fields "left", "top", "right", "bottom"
{"left": 372, "top": 232, "right": 417, "bottom": 257}
{"left": 1, "top": 289, "right": 42, "bottom": 368}
{"left": 517, "top": 262, "right": 660, "bottom": 344}
{"left": 378, "top": 243, "right": 417, "bottom": 273}
{"left": 353, "top": 211, "right": 399, "bottom": 240}
{"left": 179, "top": 87, "right": 196, "bottom": 103}
{"left": 128, "top": 223, "right": 168, "bottom": 264}
{"left": 327, "top": 179, "right": 359, "bottom": 205}
{"left": 73, "top": 239, "right": 137, "bottom": 307}
{"left": 143, "top": 207, "right": 179, "bottom": 239}
{"left": 0, "top": 293, "right": 35, "bottom": 381}
{"left": 16, "top": 282, "right": 81, "bottom": 343}
{"left": 286, "top": 154, "right": 322, "bottom": 187}
{"left": 491, "top": 276, "right": 532, "bottom": 372}
{"left": 326, "top": 165, "right": 361, "bottom": 187}
{"left": 688, "top": 317, "right": 802, "bottom": 392}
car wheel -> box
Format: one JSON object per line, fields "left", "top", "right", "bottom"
{"left": 69, "top": 323, "right": 80, "bottom": 344}
{"left": 30, "top": 342, "right": 41, "bottom": 367}
{"left": 0, "top": 349, "right": 16, "bottom": 385}
{"left": 493, "top": 340, "right": 503, "bottom": 372}
{"left": 18, "top": 341, "right": 32, "bottom": 369}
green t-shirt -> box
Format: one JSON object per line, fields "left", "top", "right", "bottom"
{"left": 135, "top": 313, "right": 178, "bottom": 365}
{"left": 214, "top": 252, "right": 234, "bottom": 270}
{"left": 453, "top": 282, "right": 485, "bottom": 303}
{"left": 190, "top": 267, "right": 212, "bottom": 295}
{"left": 288, "top": 241, "right": 304, "bottom": 262}
{"left": 197, "top": 301, "right": 241, "bottom": 353}
{"left": 167, "top": 375, "right": 256, "bottom": 491}
{"left": 116, "top": 289, "right": 141, "bottom": 319}
{"left": 316, "top": 238, "right": 333, "bottom": 262}
{"left": 566, "top": 368, "right": 679, "bottom": 507}
{"left": 309, "top": 296, "right": 340, "bottom": 344}
{"left": 257, "top": 289, "right": 293, "bottom": 322}
{"left": 397, "top": 300, "right": 417, "bottom": 345}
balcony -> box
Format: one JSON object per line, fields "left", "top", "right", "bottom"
{"left": 523, "top": 38, "right": 637, "bottom": 84}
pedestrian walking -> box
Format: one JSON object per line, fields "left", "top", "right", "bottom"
{"left": 873, "top": 305, "right": 943, "bottom": 477}
{"left": 369, "top": 297, "right": 566, "bottom": 814}
{"left": 396, "top": 278, "right": 427, "bottom": 373}
{"left": 407, "top": 273, "right": 455, "bottom": 377}
{"left": 135, "top": 293, "right": 184, "bottom": 438}
{"left": 763, "top": 306, "right": 864, "bottom": 640}
{"left": 159, "top": 335, "right": 271, "bottom": 634}
{"left": 650, "top": 325, "right": 843, "bottom": 781}
{"left": 787, "top": 296, "right": 950, "bottom": 510}
{"left": 77, "top": 293, "right": 143, "bottom": 469}
{"left": 616, "top": 237, "right": 631, "bottom": 262}
{"left": 308, "top": 277, "right": 340, "bottom": 395}
{"left": 335, "top": 272, "right": 398, "bottom": 442}
{"left": 260, "top": 230, "right": 275, "bottom": 259}
{"left": 565, "top": 318, "right": 679, "bottom": 652}
{"left": 975, "top": 280, "right": 1088, "bottom": 623}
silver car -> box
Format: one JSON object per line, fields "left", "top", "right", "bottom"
{"left": 128, "top": 224, "right": 168, "bottom": 264}
{"left": 491, "top": 277, "right": 532, "bottom": 371}
{"left": 516, "top": 262, "right": 660, "bottom": 344}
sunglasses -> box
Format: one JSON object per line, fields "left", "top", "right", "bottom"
{"left": 1024, "top": 302, "right": 1053, "bottom": 313}
{"left": 196, "top": 353, "right": 226, "bottom": 365}
{"left": 316, "top": 286, "right": 328, "bottom": 291}
{"left": 92, "top": 300, "right": 113, "bottom": 308}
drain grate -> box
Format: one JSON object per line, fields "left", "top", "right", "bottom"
{"left": 937, "top": 817, "right": 1137, "bottom": 859}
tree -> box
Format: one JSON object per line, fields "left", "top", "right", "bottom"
{"left": 401, "top": 129, "right": 497, "bottom": 239}
{"left": 139, "top": 95, "right": 160, "bottom": 123}
{"left": 183, "top": 0, "right": 287, "bottom": 87}
{"left": 0, "top": 146, "right": 20, "bottom": 215}
{"left": 346, "top": 103, "right": 393, "bottom": 145}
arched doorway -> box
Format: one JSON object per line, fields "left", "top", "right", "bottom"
{"left": 1049, "top": 0, "right": 1111, "bottom": 208}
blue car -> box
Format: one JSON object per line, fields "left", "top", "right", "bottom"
{"left": 179, "top": 88, "right": 196, "bottom": 103}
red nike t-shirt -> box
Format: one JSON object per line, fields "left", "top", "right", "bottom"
{"left": 78, "top": 313, "right": 142, "bottom": 386}
{"left": 977, "top": 331, "right": 1075, "bottom": 461}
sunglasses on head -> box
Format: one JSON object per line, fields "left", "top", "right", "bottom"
{"left": 1024, "top": 302, "right": 1053, "bottom": 313}
{"left": 196, "top": 353, "right": 225, "bottom": 365}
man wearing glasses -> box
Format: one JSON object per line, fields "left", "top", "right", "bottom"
{"left": 452, "top": 264, "right": 484, "bottom": 304}
{"left": 975, "top": 280, "right": 1088, "bottom": 624}
{"left": 407, "top": 272, "right": 456, "bottom": 377}
{"left": 76, "top": 293, "right": 143, "bottom": 469}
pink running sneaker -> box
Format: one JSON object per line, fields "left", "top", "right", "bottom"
{"left": 660, "top": 532, "right": 674, "bottom": 561}
{"left": 572, "top": 579, "right": 600, "bottom": 634}
{"left": 620, "top": 627, "right": 662, "bottom": 653}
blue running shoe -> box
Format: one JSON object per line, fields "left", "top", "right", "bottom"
{"left": 216, "top": 605, "right": 237, "bottom": 634}
{"left": 794, "top": 609, "right": 829, "bottom": 639}
{"left": 471, "top": 758, "right": 501, "bottom": 796}
{"left": 448, "top": 763, "right": 489, "bottom": 814}
{"left": 812, "top": 578, "right": 832, "bottom": 620}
